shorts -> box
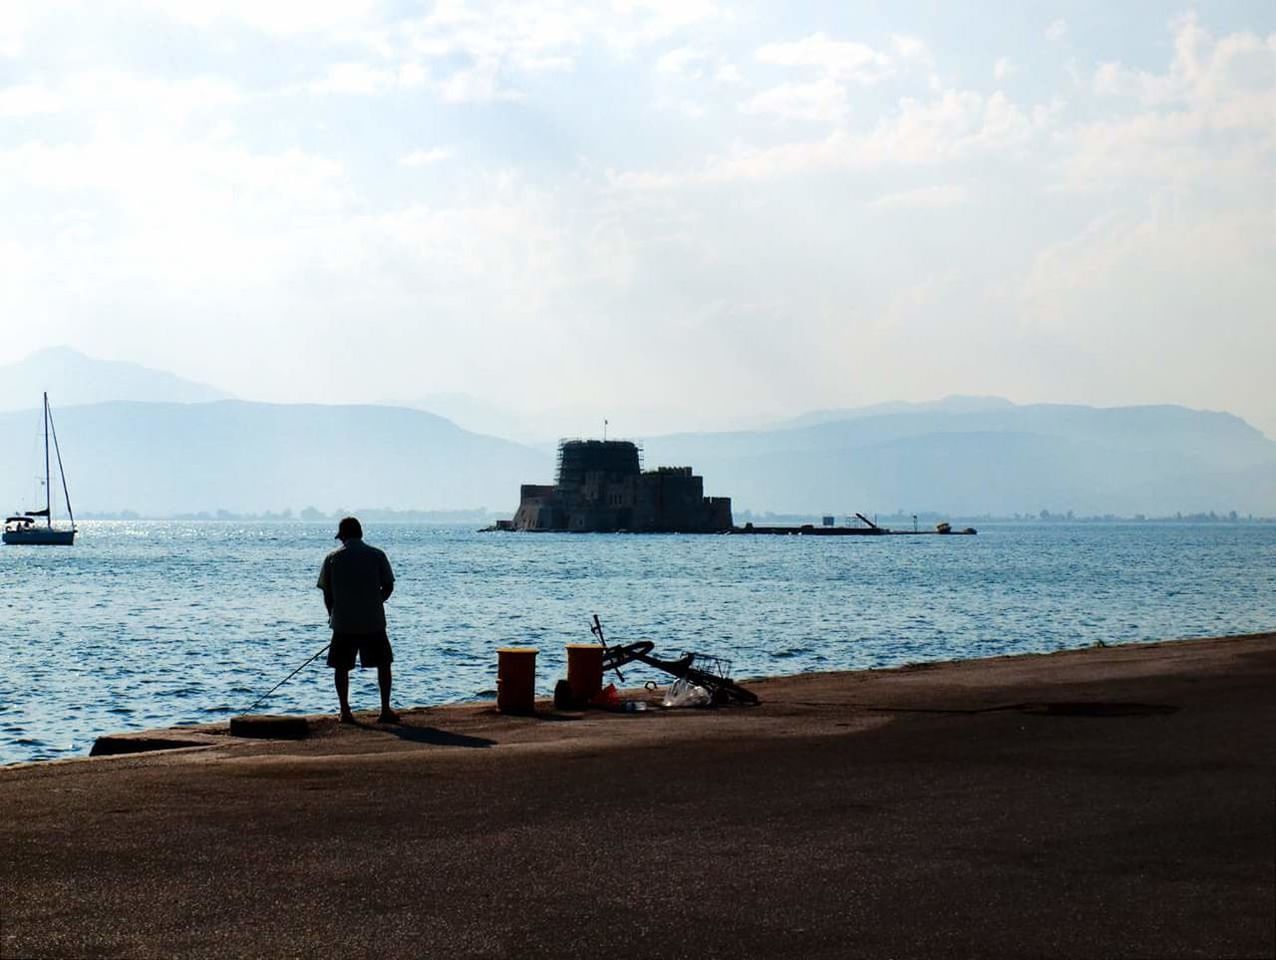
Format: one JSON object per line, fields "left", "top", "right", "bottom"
{"left": 327, "top": 630, "right": 394, "bottom": 670}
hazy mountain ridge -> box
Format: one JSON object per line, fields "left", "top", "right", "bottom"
{"left": 0, "top": 347, "right": 230, "bottom": 411}
{"left": 642, "top": 403, "right": 1276, "bottom": 516}
{"left": 774, "top": 395, "right": 1017, "bottom": 430}
{"left": 0, "top": 400, "right": 550, "bottom": 516}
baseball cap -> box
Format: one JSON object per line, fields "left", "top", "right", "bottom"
{"left": 335, "top": 516, "right": 363, "bottom": 540}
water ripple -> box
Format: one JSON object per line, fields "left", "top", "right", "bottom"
{"left": 2, "top": 520, "right": 1275, "bottom": 764}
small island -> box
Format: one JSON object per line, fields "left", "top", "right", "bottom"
{"left": 492, "top": 438, "right": 975, "bottom": 536}
{"left": 504, "top": 439, "right": 733, "bottom": 533}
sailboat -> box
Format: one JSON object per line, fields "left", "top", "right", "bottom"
{"left": 3, "top": 393, "right": 76, "bottom": 546}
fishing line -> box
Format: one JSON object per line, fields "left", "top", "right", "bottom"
{"left": 243, "top": 642, "right": 331, "bottom": 714}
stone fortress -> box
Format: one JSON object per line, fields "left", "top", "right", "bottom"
{"left": 509, "top": 439, "right": 732, "bottom": 533}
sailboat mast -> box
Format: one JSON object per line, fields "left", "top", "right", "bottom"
{"left": 47, "top": 398, "right": 75, "bottom": 528}
{"left": 43, "top": 392, "right": 51, "bottom": 528}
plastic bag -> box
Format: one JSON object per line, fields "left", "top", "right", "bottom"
{"left": 662, "top": 677, "right": 711, "bottom": 708}
{"left": 590, "top": 683, "right": 620, "bottom": 707}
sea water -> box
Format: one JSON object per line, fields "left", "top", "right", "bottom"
{"left": 2, "top": 521, "right": 1274, "bottom": 765}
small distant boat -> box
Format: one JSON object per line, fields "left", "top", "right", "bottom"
{"left": 3, "top": 393, "right": 76, "bottom": 546}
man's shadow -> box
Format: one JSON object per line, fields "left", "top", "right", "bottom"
{"left": 383, "top": 723, "right": 496, "bottom": 748}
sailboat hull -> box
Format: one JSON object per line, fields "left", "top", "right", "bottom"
{"left": 2, "top": 528, "right": 75, "bottom": 545}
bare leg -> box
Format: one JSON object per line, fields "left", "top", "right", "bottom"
{"left": 377, "top": 665, "right": 398, "bottom": 722}
{"left": 334, "top": 669, "right": 354, "bottom": 722}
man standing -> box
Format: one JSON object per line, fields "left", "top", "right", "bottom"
{"left": 317, "top": 516, "right": 399, "bottom": 723}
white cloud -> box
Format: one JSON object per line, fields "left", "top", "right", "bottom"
{"left": 744, "top": 32, "right": 938, "bottom": 127}
{"left": 994, "top": 57, "right": 1016, "bottom": 81}
{"left": 390, "top": 5, "right": 596, "bottom": 102}
{"left": 0, "top": 69, "right": 243, "bottom": 131}
{"left": 871, "top": 184, "right": 970, "bottom": 209}
{"left": 0, "top": 84, "right": 62, "bottom": 117}
{"left": 138, "top": 0, "right": 381, "bottom": 36}
{"left": 616, "top": 85, "right": 1054, "bottom": 187}
{"left": 884, "top": 88, "right": 1049, "bottom": 162}
{"left": 0, "top": 3, "right": 37, "bottom": 58}
{"left": 1092, "top": 61, "right": 1135, "bottom": 97}
{"left": 400, "top": 148, "right": 453, "bottom": 167}
{"left": 1066, "top": 16, "right": 1276, "bottom": 191}
{"left": 756, "top": 33, "right": 892, "bottom": 85}
{"left": 651, "top": 44, "right": 741, "bottom": 118}
{"left": 606, "top": 0, "right": 725, "bottom": 47}
{"left": 890, "top": 35, "right": 929, "bottom": 63}
{"left": 1092, "top": 14, "right": 1276, "bottom": 108}
{"left": 395, "top": 0, "right": 725, "bottom": 96}
{"left": 740, "top": 78, "right": 847, "bottom": 124}
{"left": 309, "top": 62, "right": 401, "bottom": 96}
{"left": 303, "top": 54, "right": 521, "bottom": 104}
{"left": 398, "top": 62, "right": 429, "bottom": 88}
{"left": 0, "top": 139, "right": 347, "bottom": 213}
{"left": 655, "top": 46, "right": 712, "bottom": 78}
{"left": 743, "top": 33, "right": 938, "bottom": 128}
{"left": 1046, "top": 19, "right": 1068, "bottom": 43}
{"left": 438, "top": 58, "right": 525, "bottom": 103}
{"left": 657, "top": 44, "right": 737, "bottom": 80}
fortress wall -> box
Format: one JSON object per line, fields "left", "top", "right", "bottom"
{"left": 636, "top": 470, "right": 710, "bottom": 531}
{"left": 513, "top": 485, "right": 560, "bottom": 530}
{"left": 706, "top": 496, "right": 734, "bottom": 531}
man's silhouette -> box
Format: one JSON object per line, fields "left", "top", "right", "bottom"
{"left": 317, "top": 516, "right": 399, "bottom": 723}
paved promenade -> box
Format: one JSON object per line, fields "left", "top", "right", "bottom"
{"left": 2, "top": 633, "right": 1274, "bottom": 958}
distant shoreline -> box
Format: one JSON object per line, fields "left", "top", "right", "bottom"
{"left": 63, "top": 512, "right": 1276, "bottom": 524}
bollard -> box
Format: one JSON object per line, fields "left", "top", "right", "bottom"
{"left": 565, "top": 644, "right": 605, "bottom": 704}
{"left": 497, "top": 647, "right": 538, "bottom": 714}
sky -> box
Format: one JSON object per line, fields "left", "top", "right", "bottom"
{"left": 1, "top": 1, "right": 1274, "bottom": 438}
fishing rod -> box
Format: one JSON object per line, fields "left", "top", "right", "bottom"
{"left": 243, "top": 642, "right": 331, "bottom": 714}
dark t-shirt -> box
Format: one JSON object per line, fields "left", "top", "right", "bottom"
{"left": 317, "top": 538, "right": 395, "bottom": 634}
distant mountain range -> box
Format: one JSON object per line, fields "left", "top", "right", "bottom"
{"left": 0, "top": 401, "right": 550, "bottom": 516}
{"left": 770, "top": 395, "right": 1016, "bottom": 430}
{"left": 0, "top": 347, "right": 229, "bottom": 410}
{"left": 1, "top": 349, "right": 1272, "bottom": 516}
{"left": 643, "top": 402, "right": 1276, "bottom": 517}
